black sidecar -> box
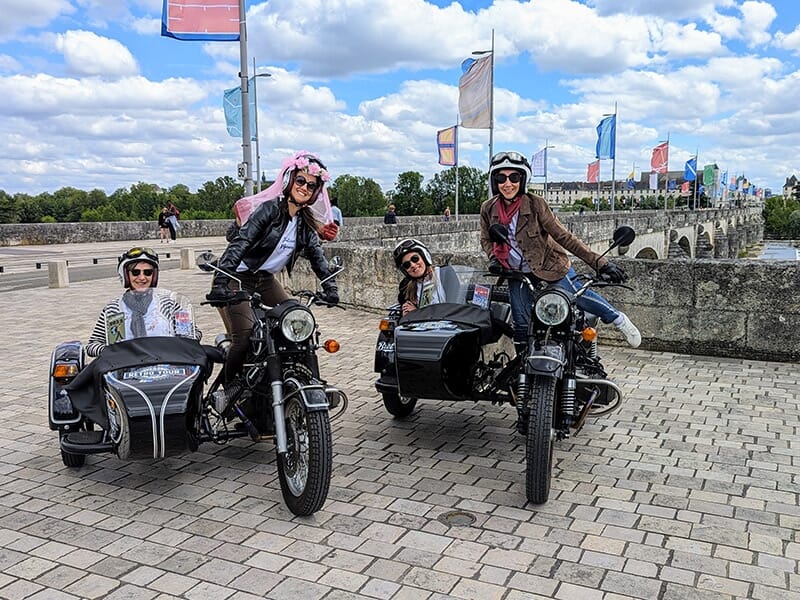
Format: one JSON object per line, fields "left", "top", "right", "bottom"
{"left": 49, "top": 336, "right": 217, "bottom": 466}
{"left": 374, "top": 265, "right": 514, "bottom": 417}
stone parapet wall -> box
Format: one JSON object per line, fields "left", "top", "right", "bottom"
{"left": 0, "top": 220, "right": 231, "bottom": 246}
{"left": 285, "top": 244, "right": 799, "bottom": 363}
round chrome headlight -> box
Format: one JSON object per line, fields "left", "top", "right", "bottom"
{"left": 280, "top": 307, "right": 316, "bottom": 342}
{"left": 534, "top": 292, "right": 570, "bottom": 326}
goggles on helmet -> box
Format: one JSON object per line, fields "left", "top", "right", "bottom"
{"left": 122, "top": 247, "right": 158, "bottom": 263}
{"left": 491, "top": 151, "right": 528, "bottom": 167}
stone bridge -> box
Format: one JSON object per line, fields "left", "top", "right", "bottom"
{"left": 0, "top": 207, "right": 762, "bottom": 262}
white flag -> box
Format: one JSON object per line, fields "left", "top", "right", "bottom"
{"left": 649, "top": 172, "right": 658, "bottom": 190}
{"left": 458, "top": 55, "right": 492, "bottom": 129}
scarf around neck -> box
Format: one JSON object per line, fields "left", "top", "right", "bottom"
{"left": 122, "top": 289, "right": 154, "bottom": 338}
{"left": 493, "top": 195, "right": 523, "bottom": 267}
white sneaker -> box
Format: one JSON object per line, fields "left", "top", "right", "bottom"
{"left": 615, "top": 313, "right": 641, "bottom": 348}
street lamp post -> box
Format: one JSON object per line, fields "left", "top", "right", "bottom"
{"left": 251, "top": 59, "right": 272, "bottom": 193}
{"left": 543, "top": 141, "right": 555, "bottom": 203}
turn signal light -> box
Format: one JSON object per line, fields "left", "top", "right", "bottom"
{"left": 581, "top": 327, "right": 597, "bottom": 342}
{"left": 323, "top": 339, "right": 340, "bottom": 353}
{"left": 379, "top": 319, "right": 393, "bottom": 331}
{"left": 53, "top": 364, "right": 79, "bottom": 379}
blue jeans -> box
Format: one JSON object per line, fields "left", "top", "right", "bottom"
{"left": 508, "top": 267, "right": 620, "bottom": 344}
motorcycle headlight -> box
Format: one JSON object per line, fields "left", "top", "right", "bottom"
{"left": 534, "top": 292, "right": 570, "bottom": 326}
{"left": 280, "top": 307, "right": 316, "bottom": 342}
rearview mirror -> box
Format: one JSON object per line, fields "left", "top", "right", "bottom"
{"left": 329, "top": 256, "right": 343, "bottom": 271}
{"left": 196, "top": 251, "right": 216, "bottom": 272}
{"left": 611, "top": 226, "right": 636, "bottom": 248}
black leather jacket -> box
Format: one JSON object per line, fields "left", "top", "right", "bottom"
{"left": 214, "top": 199, "right": 337, "bottom": 292}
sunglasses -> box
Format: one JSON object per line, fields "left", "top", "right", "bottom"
{"left": 294, "top": 175, "right": 319, "bottom": 191}
{"left": 493, "top": 172, "right": 523, "bottom": 184}
{"left": 129, "top": 268, "right": 154, "bottom": 277}
{"left": 401, "top": 254, "right": 422, "bottom": 270}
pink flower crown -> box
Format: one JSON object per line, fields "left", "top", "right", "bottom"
{"left": 292, "top": 152, "right": 330, "bottom": 182}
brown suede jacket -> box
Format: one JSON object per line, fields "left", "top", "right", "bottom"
{"left": 479, "top": 192, "right": 608, "bottom": 282}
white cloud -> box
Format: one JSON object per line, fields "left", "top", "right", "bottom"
{"left": 0, "top": 0, "right": 73, "bottom": 40}
{"left": 53, "top": 30, "right": 139, "bottom": 77}
{"left": 774, "top": 24, "right": 800, "bottom": 54}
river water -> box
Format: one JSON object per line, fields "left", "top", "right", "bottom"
{"left": 758, "top": 242, "right": 800, "bottom": 260}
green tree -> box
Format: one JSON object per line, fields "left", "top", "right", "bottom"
{"left": 195, "top": 177, "right": 243, "bottom": 218}
{"left": 392, "top": 171, "right": 430, "bottom": 216}
{"left": 329, "top": 175, "right": 385, "bottom": 217}
{"left": 0, "top": 190, "right": 19, "bottom": 223}
{"left": 426, "top": 166, "right": 487, "bottom": 215}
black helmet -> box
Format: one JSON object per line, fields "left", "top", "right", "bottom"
{"left": 489, "top": 151, "right": 532, "bottom": 196}
{"left": 118, "top": 247, "right": 159, "bottom": 288}
{"left": 393, "top": 238, "right": 432, "bottom": 272}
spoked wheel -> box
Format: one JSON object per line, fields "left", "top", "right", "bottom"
{"left": 525, "top": 375, "right": 557, "bottom": 505}
{"left": 382, "top": 393, "right": 417, "bottom": 418}
{"left": 277, "top": 385, "right": 332, "bottom": 516}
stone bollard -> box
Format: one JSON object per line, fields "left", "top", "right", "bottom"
{"left": 48, "top": 260, "right": 69, "bottom": 288}
{"left": 180, "top": 248, "right": 195, "bottom": 270}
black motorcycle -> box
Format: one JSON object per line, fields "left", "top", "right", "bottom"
{"left": 374, "top": 228, "right": 635, "bottom": 505}
{"left": 48, "top": 258, "right": 347, "bottom": 516}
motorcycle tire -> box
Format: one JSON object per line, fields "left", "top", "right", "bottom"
{"left": 382, "top": 393, "right": 417, "bottom": 418}
{"left": 277, "top": 384, "right": 333, "bottom": 516}
{"left": 525, "top": 375, "right": 556, "bottom": 505}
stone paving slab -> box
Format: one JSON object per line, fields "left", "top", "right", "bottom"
{"left": 0, "top": 246, "right": 798, "bottom": 599}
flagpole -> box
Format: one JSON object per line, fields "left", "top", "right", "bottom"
{"left": 543, "top": 141, "right": 548, "bottom": 204}
{"left": 664, "top": 132, "right": 670, "bottom": 212}
{"left": 693, "top": 148, "right": 699, "bottom": 210}
{"left": 238, "top": 0, "right": 253, "bottom": 196}
{"left": 455, "top": 120, "right": 460, "bottom": 221}
{"left": 488, "top": 29, "right": 495, "bottom": 195}
{"left": 611, "top": 102, "right": 617, "bottom": 212}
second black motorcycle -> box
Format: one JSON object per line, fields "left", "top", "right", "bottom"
{"left": 374, "top": 227, "right": 636, "bottom": 505}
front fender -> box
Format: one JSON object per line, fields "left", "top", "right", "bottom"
{"left": 525, "top": 343, "right": 565, "bottom": 378}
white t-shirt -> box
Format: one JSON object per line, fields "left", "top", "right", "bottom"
{"left": 506, "top": 213, "right": 532, "bottom": 273}
{"left": 238, "top": 216, "right": 298, "bottom": 273}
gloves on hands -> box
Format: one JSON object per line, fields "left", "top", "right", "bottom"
{"left": 320, "top": 289, "right": 339, "bottom": 306}
{"left": 320, "top": 222, "right": 339, "bottom": 241}
{"left": 206, "top": 284, "right": 237, "bottom": 307}
{"left": 488, "top": 256, "right": 504, "bottom": 275}
{"left": 599, "top": 261, "right": 628, "bottom": 284}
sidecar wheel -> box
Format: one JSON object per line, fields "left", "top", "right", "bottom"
{"left": 277, "top": 392, "right": 332, "bottom": 516}
{"left": 382, "top": 393, "right": 417, "bottom": 418}
{"left": 525, "top": 375, "right": 556, "bottom": 505}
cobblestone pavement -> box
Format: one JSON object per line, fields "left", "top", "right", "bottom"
{"left": 1, "top": 244, "right": 799, "bottom": 600}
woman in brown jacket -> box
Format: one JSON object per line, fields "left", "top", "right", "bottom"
{"left": 479, "top": 151, "right": 640, "bottom": 353}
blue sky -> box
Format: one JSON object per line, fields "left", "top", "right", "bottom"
{"left": 1, "top": 0, "right": 799, "bottom": 196}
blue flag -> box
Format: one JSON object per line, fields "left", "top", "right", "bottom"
{"left": 684, "top": 157, "right": 697, "bottom": 182}
{"left": 223, "top": 80, "right": 256, "bottom": 140}
{"left": 595, "top": 115, "right": 616, "bottom": 159}
{"left": 668, "top": 179, "right": 676, "bottom": 191}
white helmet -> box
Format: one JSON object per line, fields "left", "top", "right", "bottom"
{"left": 489, "top": 151, "right": 532, "bottom": 195}
{"left": 117, "top": 247, "right": 159, "bottom": 288}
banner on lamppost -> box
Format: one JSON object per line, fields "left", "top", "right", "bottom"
{"left": 161, "top": 0, "right": 240, "bottom": 41}
{"left": 458, "top": 54, "right": 492, "bottom": 129}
